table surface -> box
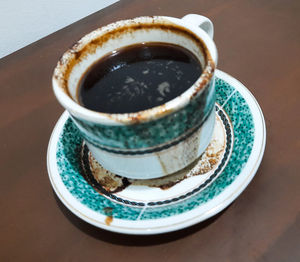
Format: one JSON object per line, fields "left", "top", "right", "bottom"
{"left": 1, "top": 0, "right": 299, "bottom": 261}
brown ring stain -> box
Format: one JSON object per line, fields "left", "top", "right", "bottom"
{"left": 53, "top": 17, "right": 215, "bottom": 124}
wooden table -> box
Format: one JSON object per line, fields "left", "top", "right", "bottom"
{"left": 1, "top": 0, "right": 299, "bottom": 261}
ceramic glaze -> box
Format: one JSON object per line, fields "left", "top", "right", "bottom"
{"left": 47, "top": 70, "right": 266, "bottom": 234}
{"left": 52, "top": 15, "right": 217, "bottom": 179}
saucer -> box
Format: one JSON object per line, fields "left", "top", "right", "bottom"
{"left": 47, "top": 70, "right": 266, "bottom": 235}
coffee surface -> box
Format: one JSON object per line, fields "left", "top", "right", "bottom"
{"left": 78, "top": 42, "right": 202, "bottom": 113}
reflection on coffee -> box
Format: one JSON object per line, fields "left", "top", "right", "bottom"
{"left": 77, "top": 42, "right": 202, "bottom": 113}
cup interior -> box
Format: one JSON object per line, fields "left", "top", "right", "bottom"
{"left": 53, "top": 16, "right": 215, "bottom": 124}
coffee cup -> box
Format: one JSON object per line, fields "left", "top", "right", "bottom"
{"left": 52, "top": 14, "right": 217, "bottom": 179}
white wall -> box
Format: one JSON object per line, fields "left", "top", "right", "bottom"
{"left": 0, "top": 0, "right": 118, "bottom": 58}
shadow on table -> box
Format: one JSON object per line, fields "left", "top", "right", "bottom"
{"left": 53, "top": 191, "right": 227, "bottom": 246}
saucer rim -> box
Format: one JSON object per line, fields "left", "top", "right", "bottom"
{"left": 47, "top": 69, "right": 266, "bottom": 235}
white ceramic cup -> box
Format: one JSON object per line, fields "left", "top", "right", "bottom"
{"left": 52, "top": 14, "right": 218, "bottom": 179}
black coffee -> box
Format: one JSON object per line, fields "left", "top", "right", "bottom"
{"left": 77, "top": 42, "right": 202, "bottom": 113}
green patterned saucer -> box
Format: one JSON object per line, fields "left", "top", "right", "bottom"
{"left": 47, "top": 70, "right": 266, "bottom": 235}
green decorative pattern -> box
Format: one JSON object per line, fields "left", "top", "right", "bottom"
{"left": 72, "top": 81, "right": 215, "bottom": 150}
{"left": 56, "top": 120, "right": 141, "bottom": 220}
{"left": 215, "top": 76, "right": 235, "bottom": 106}
{"left": 56, "top": 76, "right": 255, "bottom": 221}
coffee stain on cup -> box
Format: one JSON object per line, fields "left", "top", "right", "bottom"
{"left": 152, "top": 118, "right": 205, "bottom": 176}
{"left": 156, "top": 153, "right": 169, "bottom": 176}
{"left": 53, "top": 16, "right": 215, "bottom": 124}
{"left": 82, "top": 114, "right": 225, "bottom": 193}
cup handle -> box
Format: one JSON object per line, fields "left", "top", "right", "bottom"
{"left": 181, "top": 14, "right": 214, "bottom": 39}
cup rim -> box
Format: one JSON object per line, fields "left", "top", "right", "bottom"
{"left": 52, "top": 16, "right": 217, "bottom": 125}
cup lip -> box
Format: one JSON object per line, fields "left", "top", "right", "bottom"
{"left": 52, "top": 16, "right": 217, "bottom": 126}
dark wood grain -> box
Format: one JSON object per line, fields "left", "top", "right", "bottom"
{"left": 1, "top": 0, "right": 299, "bottom": 261}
